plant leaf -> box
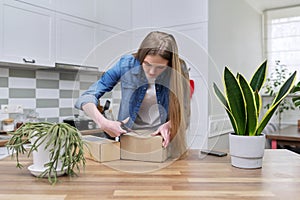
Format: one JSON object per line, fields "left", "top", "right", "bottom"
{"left": 213, "top": 83, "right": 238, "bottom": 133}
{"left": 256, "top": 71, "right": 297, "bottom": 135}
{"left": 213, "top": 83, "right": 228, "bottom": 109}
{"left": 254, "top": 90, "right": 261, "bottom": 116}
{"left": 272, "top": 71, "right": 297, "bottom": 105}
{"left": 238, "top": 74, "right": 257, "bottom": 136}
{"left": 224, "top": 67, "right": 246, "bottom": 135}
{"left": 292, "top": 96, "right": 300, "bottom": 107}
{"left": 250, "top": 60, "right": 267, "bottom": 92}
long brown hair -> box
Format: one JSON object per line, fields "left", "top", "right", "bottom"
{"left": 134, "top": 31, "right": 191, "bottom": 158}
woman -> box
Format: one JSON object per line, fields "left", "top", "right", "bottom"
{"left": 75, "top": 31, "right": 190, "bottom": 157}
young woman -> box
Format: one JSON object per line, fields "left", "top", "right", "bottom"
{"left": 75, "top": 31, "right": 191, "bottom": 158}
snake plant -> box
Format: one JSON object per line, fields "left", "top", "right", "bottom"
{"left": 213, "top": 60, "right": 297, "bottom": 136}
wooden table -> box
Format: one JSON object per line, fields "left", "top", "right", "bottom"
{"left": 265, "top": 125, "right": 300, "bottom": 149}
{"left": 0, "top": 149, "right": 300, "bottom": 199}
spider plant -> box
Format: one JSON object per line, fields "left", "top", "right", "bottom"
{"left": 213, "top": 60, "right": 297, "bottom": 136}
{"left": 7, "top": 122, "right": 86, "bottom": 184}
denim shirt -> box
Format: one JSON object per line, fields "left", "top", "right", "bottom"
{"left": 75, "top": 54, "right": 171, "bottom": 128}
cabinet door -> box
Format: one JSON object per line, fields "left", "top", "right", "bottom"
{"left": 15, "top": 0, "right": 56, "bottom": 10}
{"left": 95, "top": 24, "right": 129, "bottom": 70}
{"left": 96, "top": 0, "right": 132, "bottom": 30}
{"left": 56, "top": 14, "right": 97, "bottom": 67}
{"left": 132, "top": 0, "right": 207, "bottom": 27}
{"left": 56, "top": 0, "right": 97, "bottom": 22}
{"left": 0, "top": 0, "right": 56, "bottom": 66}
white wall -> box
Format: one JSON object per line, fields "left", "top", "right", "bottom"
{"left": 207, "top": 0, "right": 263, "bottom": 149}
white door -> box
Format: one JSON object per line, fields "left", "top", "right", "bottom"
{"left": 0, "top": 0, "right": 56, "bottom": 66}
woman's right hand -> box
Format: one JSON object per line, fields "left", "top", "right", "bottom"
{"left": 81, "top": 103, "right": 128, "bottom": 137}
{"left": 99, "top": 118, "right": 128, "bottom": 137}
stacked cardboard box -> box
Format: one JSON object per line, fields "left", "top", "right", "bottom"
{"left": 83, "top": 135, "right": 120, "bottom": 162}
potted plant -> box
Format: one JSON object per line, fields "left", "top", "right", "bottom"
{"left": 7, "top": 122, "right": 86, "bottom": 184}
{"left": 213, "top": 60, "right": 297, "bottom": 169}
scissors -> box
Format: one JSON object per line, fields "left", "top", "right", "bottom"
{"left": 119, "top": 121, "right": 139, "bottom": 134}
{"left": 119, "top": 121, "right": 130, "bottom": 132}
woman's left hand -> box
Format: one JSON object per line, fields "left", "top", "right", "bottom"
{"left": 151, "top": 121, "right": 171, "bottom": 148}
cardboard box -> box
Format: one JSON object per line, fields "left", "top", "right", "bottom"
{"left": 83, "top": 135, "right": 120, "bottom": 162}
{"left": 120, "top": 132, "right": 168, "bottom": 162}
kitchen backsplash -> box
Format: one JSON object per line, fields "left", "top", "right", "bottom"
{"left": 0, "top": 67, "right": 120, "bottom": 124}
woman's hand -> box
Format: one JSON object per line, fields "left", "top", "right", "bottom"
{"left": 151, "top": 121, "right": 171, "bottom": 148}
{"left": 99, "top": 118, "right": 129, "bottom": 138}
{"left": 82, "top": 103, "right": 128, "bottom": 138}
{"left": 99, "top": 119, "right": 126, "bottom": 137}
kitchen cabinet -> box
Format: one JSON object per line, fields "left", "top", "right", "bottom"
{"left": 94, "top": 24, "right": 129, "bottom": 69}
{"left": 56, "top": 0, "right": 97, "bottom": 22}
{"left": 96, "top": 0, "right": 132, "bottom": 30}
{"left": 15, "top": 0, "right": 56, "bottom": 10}
{"left": 0, "top": 0, "right": 56, "bottom": 67}
{"left": 132, "top": 0, "right": 207, "bottom": 28}
{"left": 56, "top": 13, "right": 97, "bottom": 67}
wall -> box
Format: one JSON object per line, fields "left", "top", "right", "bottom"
{"left": 0, "top": 67, "right": 113, "bottom": 125}
{"left": 207, "top": 0, "right": 263, "bottom": 149}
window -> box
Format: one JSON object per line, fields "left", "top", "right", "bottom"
{"left": 264, "top": 7, "right": 300, "bottom": 125}
{"left": 264, "top": 7, "right": 300, "bottom": 81}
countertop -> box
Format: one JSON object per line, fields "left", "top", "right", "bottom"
{"left": 0, "top": 149, "right": 300, "bottom": 199}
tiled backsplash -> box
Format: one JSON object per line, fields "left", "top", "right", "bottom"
{"left": 0, "top": 67, "right": 117, "bottom": 124}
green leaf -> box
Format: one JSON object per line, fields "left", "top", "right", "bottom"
{"left": 272, "top": 71, "right": 297, "bottom": 105}
{"left": 250, "top": 60, "right": 267, "bottom": 92}
{"left": 213, "top": 83, "right": 238, "bottom": 133}
{"left": 256, "top": 71, "right": 297, "bottom": 135}
{"left": 224, "top": 67, "right": 246, "bottom": 135}
{"left": 292, "top": 81, "right": 300, "bottom": 108}
{"left": 238, "top": 74, "right": 258, "bottom": 136}
{"left": 213, "top": 83, "right": 228, "bottom": 109}
{"left": 254, "top": 91, "right": 261, "bottom": 116}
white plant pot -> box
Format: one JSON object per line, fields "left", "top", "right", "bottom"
{"left": 30, "top": 138, "right": 64, "bottom": 171}
{"left": 229, "top": 133, "right": 266, "bottom": 169}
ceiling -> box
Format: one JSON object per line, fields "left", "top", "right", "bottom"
{"left": 245, "top": 0, "right": 300, "bottom": 12}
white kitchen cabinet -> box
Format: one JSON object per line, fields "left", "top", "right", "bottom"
{"left": 0, "top": 0, "right": 56, "bottom": 66}
{"left": 56, "top": 0, "right": 97, "bottom": 22}
{"left": 94, "top": 24, "right": 130, "bottom": 70}
{"left": 15, "top": 0, "right": 56, "bottom": 10}
{"left": 96, "top": 0, "right": 132, "bottom": 30}
{"left": 56, "top": 13, "right": 97, "bottom": 67}
{"left": 132, "top": 0, "right": 207, "bottom": 28}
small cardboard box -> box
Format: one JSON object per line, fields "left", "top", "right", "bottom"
{"left": 120, "top": 132, "right": 168, "bottom": 162}
{"left": 83, "top": 135, "right": 120, "bottom": 162}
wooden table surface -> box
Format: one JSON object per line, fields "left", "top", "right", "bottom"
{"left": 1, "top": 149, "right": 300, "bottom": 200}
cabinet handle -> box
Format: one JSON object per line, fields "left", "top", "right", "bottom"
{"left": 23, "top": 58, "right": 36, "bottom": 64}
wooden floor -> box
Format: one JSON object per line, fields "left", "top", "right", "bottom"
{"left": 0, "top": 149, "right": 300, "bottom": 199}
